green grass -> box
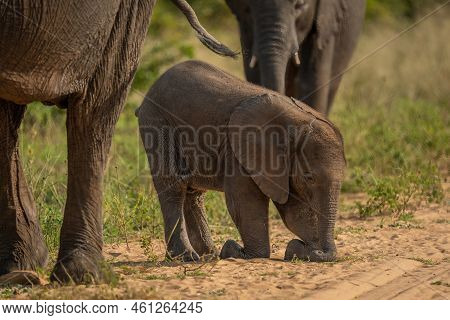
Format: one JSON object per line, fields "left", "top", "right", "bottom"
{"left": 353, "top": 165, "right": 443, "bottom": 218}
{"left": 331, "top": 13, "right": 449, "bottom": 219}
{"left": 335, "top": 226, "right": 367, "bottom": 236}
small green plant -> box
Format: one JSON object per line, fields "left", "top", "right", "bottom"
{"left": 175, "top": 268, "right": 208, "bottom": 280}
{"left": 99, "top": 261, "right": 120, "bottom": 287}
{"left": 0, "top": 286, "right": 32, "bottom": 299}
{"left": 431, "top": 280, "right": 450, "bottom": 287}
{"left": 397, "top": 212, "right": 415, "bottom": 222}
{"left": 209, "top": 288, "right": 226, "bottom": 297}
{"left": 335, "top": 226, "right": 367, "bottom": 235}
{"left": 336, "top": 255, "right": 365, "bottom": 263}
{"left": 354, "top": 165, "right": 443, "bottom": 218}
{"left": 145, "top": 274, "right": 170, "bottom": 281}
{"left": 290, "top": 256, "right": 306, "bottom": 264}
{"left": 139, "top": 235, "right": 160, "bottom": 263}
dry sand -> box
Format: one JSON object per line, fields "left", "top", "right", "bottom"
{"left": 6, "top": 184, "right": 449, "bottom": 300}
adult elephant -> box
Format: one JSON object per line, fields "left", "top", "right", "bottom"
{"left": 226, "top": 0, "right": 366, "bottom": 115}
{"left": 0, "top": 0, "right": 235, "bottom": 284}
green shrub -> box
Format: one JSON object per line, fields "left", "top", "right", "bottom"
{"left": 354, "top": 165, "right": 443, "bottom": 218}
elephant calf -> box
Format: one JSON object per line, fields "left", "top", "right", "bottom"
{"left": 136, "top": 61, "right": 346, "bottom": 262}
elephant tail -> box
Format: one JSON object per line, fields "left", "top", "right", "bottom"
{"left": 134, "top": 107, "right": 140, "bottom": 118}
{"left": 170, "top": 0, "right": 238, "bottom": 58}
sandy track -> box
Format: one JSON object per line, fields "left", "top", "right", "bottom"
{"left": 7, "top": 188, "right": 449, "bottom": 300}
{"left": 101, "top": 204, "right": 448, "bottom": 300}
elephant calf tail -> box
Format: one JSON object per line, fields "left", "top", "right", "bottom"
{"left": 170, "top": 0, "right": 238, "bottom": 58}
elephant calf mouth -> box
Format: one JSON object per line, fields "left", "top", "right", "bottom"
{"left": 284, "top": 239, "right": 336, "bottom": 262}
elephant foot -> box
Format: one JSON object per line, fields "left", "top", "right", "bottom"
{"left": 0, "top": 239, "right": 49, "bottom": 276}
{"left": 284, "top": 239, "right": 337, "bottom": 262}
{"left": 50, "top": 249, "right": 109, "bottom": 284}
{"left": 0, "top": 270, "right": 43, "bottom": 286}
{"left": 220, "top": 240, "right": 246, "bottom": 259}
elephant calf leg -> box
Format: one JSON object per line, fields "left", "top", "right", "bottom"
{"left": 155, "top": 183, "right": 200, "bottom": 262}
{"left": 0, "top": 102, "right": 48, "bottom": 275}
{"left": 221, "top": 175, "right": 270, "bottom": 259}
{"left": 184, "top": 190, "right": 217, "bottom": 257}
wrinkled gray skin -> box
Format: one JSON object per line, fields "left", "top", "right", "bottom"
{"left": 226, "top": 0, "right": 366, "bottom": 115}
{"left": 0, "top": 0, "right": 235, "bottom": 284}
{"left": 137, "top": 61, "right": 346, "bottom": 262}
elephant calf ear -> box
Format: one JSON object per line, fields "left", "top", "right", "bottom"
{"left": 228, "top": 94, "right": 290, "bottom": 204}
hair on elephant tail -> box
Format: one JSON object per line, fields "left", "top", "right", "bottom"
{"left": 134, "top": 107, "right": 140, "bottom": 118}
{"left": 170, "top": 0, "right": 239, "bottom": 58}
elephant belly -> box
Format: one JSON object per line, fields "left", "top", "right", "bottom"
{"left": 0, "top": 71, "right": 87, "bottom": 105}
{"left": 184, "top": 155, "right": 226, "bottom": 192}
{"left": 188, "top": 176, "right": 224, "bottom": 193}
{"left": 179, "top": 145, "right": 229, "bottom": 192}
{"left": 0, "top": 0, "right": 121, "bottom": 104}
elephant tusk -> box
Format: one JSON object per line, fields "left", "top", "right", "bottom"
{"left": 293, "top": 52, "right": 301, "bottom": 66}
{"left": 249, "top": 55, "right": 258, "bottom": 69}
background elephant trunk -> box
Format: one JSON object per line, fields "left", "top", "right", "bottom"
{"left": 259, "top": 50, "right": 289, "bottom": 94}
{"left": 170, "top": 0, "right": 237, "bottom": 57}
{"left": 254, "top": 14, "right": 295, "bottom": 94}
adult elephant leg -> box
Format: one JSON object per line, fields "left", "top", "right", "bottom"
{"left": 285, "top": 61, "right": 299, "bottom": 98}
{"left": 0, "top": 101, "right": 48, "bottom": 275}
{"left": 221, "top": 166, "right": 270, "bottom": 259}
{"left": 296, "top": 35, "right": 335, "bottom": 115}
{"left": 325, "top": 74, "right": 343, "bottom": 116}
{"left": 184, "top": 189, "right": 216, "bottom": 257}
{"left": 48, "top": 0, "right": 153, "bottom": 283}
{"left": 50, "top": 87, "right": 129, "bottom": 284}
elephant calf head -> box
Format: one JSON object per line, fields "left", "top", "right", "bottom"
{"left": 229, "top": 94, "right": 346, "bottom": 261}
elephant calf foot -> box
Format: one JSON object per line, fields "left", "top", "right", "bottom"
{"left": 50, "top": 249, "right": 109, "bottom": 284}
{"left": 284, "top": 239, "right": 337, "bottom": 262}
{"left": 220, "top": 240, "right": 244, "bottom": 259}
{"left": 220, "top": 240, "right": 269, "bottom": 259}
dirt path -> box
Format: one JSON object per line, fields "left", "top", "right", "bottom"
{"left": 108, "top": 205, "right": 448, "bottom": 300}
{"left": 10, "top": 190, "right": 448, "bottom": 300}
